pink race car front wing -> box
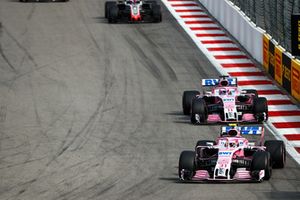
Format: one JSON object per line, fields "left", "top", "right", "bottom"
{"left": 189, "top": 169, "right": 265, "bottom": 182}
{"left": 207, "top": 113, "right": 256, "bottom": 122}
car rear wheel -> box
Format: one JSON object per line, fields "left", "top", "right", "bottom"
{"left": 264, "top": 140, "right": 286, "bottom": 168}
{"left": 253, "top": 97, "right": 268, "bottom": 122}
{"left": 105, "top": 1, "right": 116, "bottom": 18}
{"left": 178, "top": 151, "right": 195, "bottom": 180}
{"left": 108, "top": 5, "right": 119, "bottom": 23}
{"left": 251, "top": 151, "right": 272, "bottom": 180}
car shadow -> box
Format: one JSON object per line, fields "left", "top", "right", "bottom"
{"left": 93, "top": 17, "right": 107, "bottom": 24}
{"left": 158, "top": 176, "right": 259, "bottom": 184}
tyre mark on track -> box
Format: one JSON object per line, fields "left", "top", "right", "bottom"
{"left": 136, "top": 26, "right": 178, "bottom": 82}
{"left": 0, "top": 52, "right": 86, "bottom": 86}
{"left": 0, "top": 105, "right": 7, "bottom": 123}
{"left": 0, "top": 23, "right": 18, "bottom": 73}
{"left": 49, "top": 1, "right": 116, "bottom": 158}
{"left": 124, "top": 35, "right": 163, "bottom": 81}
{"left": 2, "top": 25, "right": 38, "bottom": 69}
{"left": 27, "top": 4, "right": 36, "bottom": 21}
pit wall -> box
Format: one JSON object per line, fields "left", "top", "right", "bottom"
{"left": 200, "top": 0, "right": 300, "bottom": 101}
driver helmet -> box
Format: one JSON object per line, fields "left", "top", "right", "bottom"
{"left": 228, "top": 129, "right": 238, "bottom": 136}
{"left": 219, "top": 88, "right": 226, "bottom": 95}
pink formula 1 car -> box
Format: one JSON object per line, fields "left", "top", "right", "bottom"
{"left": 105, "top": 0, "right": 162, "bottom": 23}
{"left": 178, "top": 124, "right": 286, "bottom": 182}
{"left": 182, "top": 76, "right": 268, "bottom": 124}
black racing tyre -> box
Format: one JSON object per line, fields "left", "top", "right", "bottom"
{"left": 178, "top": 151, "right": 195, "bottom": 180}
{"left": 105, "top": 1, "right": 117, "bottom": 18}
{"left": 195, "top": 140, "right": 216, "bottom": 147}
{"left": 191, "top": 98, "right": 207, "bottom": 124}
{"left": 264, "top": 140, "right": 286, "bottom": 168}
{"left": 243, "top": 89, "right": 258, "bottom": 98}
{"left": 108, "top": 5, "right": 119, "bottom": 23}
{"left": 152, "top": 5, "right": 162, "bottom": 22}
{"left": 253, "top": 97, "right": 268, "bottom": 122}
{"left": 19, "top": 0, "right": 28, "bottom": 2}
{"left": 251, "top": 151, "right": 272, "bottom": 180}
{"left": 182, "top": 90, "right": 200, "bottom": 115}
{"left": 146, "top": 0, "right": 157, "bottom": 5}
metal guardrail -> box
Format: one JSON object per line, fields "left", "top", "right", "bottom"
{"left": 229, "top": 0, "right": 300, "bottom": 53}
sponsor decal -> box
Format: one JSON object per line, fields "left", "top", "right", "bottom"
{"left": 222, "top": 126, "right": 262, "bottom": 135}
{"left": 202, "top": 78, "right": 236, "bottom": 86}
{"left": 263, "top": 34, "right": 270, "bottom": 71}
{"left": 291, "top": 59, "right": 300, "bottom": 101}
{"left": 218, "top": 151, "right": 232, "bottom": 156}
{"left": 204, "top": 79, "right": 219, "bottom": 86}
{"left": 275, "top": 46, "right": 284, "bottom": 85}
{"left": 241, "top": 126, "right": 262, "bottom": 135}
{"left": 223, "top": 98, "right": 234, "bottom": 102}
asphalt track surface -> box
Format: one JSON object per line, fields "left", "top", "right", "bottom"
{"left": 0, "top": 0, "right": 299, "bottom": 200}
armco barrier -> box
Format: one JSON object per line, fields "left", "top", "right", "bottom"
{"left": 200, "top": 0, "right": 264, "bottom": 63}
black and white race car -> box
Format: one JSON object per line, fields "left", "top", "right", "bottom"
{"left": 105, "top": 0, "right": 162, "bottom": 23}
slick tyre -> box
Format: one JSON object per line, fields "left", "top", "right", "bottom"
{"left": 182, "top": 91, "right": 200, "bottom": 115}
{"left": 108, "top": 6, "right": 119, "bottom": 23}
{"left": 264, "top": 140, "right": 286, "bottom": 168}
{"left": 191, "top": 98, "right": 207, "bottom": 124}
{"left": 105, "top": 1, "right": 116, "bottom": 18}
{"left": 253, "top": 97, "right": 268, "bottom": 122}
{"left": 152, "top": 5, "right": 162, "bottom": 22}
{"left": 178, "top": 151, "right": 195, "bottom": 180}
{"left": 251, "top": 151, "right": 272, "bottom": 180}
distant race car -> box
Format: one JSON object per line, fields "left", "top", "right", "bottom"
{"left": 182, "top": 76, "right": 268, "bottom": 124}
{"left": 105, "top": 0, "right": 162, "bottom": 23}
{"left": 19, "top": 0, "right": 68, "bottom": 2}
{"left": 178, "top": 124, "right": 286, "bottom": 182}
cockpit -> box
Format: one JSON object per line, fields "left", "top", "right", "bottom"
{"left": 218, "top": 138, "right": 239, "bottom": 148}
{"left": 215, "top": 88, "right": 236, "bottom": 96}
